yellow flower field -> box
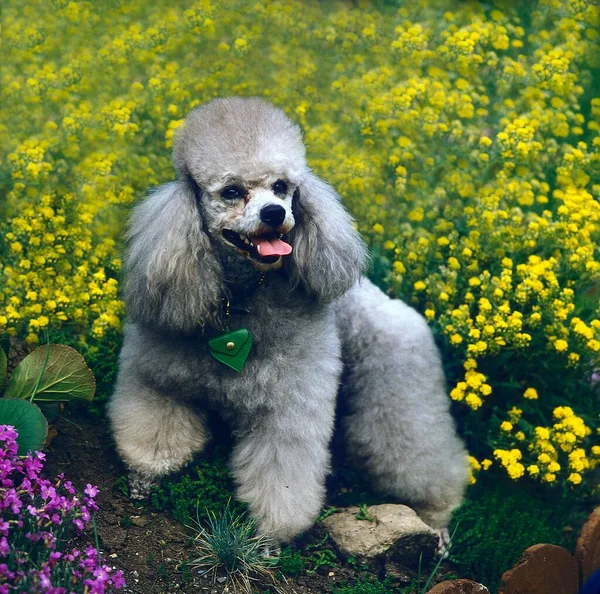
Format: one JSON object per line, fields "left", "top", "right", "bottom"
{"left": 1, "top": 0, "right": 599, "bottom": 490}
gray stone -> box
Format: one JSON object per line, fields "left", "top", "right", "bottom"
{"left": 321, "top": 504, "right": 438, "bottom": 567}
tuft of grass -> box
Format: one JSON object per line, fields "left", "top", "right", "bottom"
{"left": 188, "top": 502, "right": 275, "bottom": 594}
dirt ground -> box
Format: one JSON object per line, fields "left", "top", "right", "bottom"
{"left": 43, "top": 410, "right": 454, "bottom": 594}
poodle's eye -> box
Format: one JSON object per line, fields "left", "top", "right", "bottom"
{"left": 220, "top": 185, "right": 246, "bottom": 200}
{"left": 272, "top": 180, "right": 288, "bottom": 196}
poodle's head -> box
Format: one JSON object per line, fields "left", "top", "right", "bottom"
{"left": 125, "top": 98, "right": 367, "bottom": 332}
{"left": 173, "top": 97, "right": 306, "bottom": 272}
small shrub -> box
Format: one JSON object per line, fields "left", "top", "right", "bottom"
{"left": 188, "top": 503, "right": 273, "bottom": 593}
{"left": 277, "top": 546, "right": 305, "bottom": 577}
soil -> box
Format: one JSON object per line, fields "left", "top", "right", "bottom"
{"left": 43, "top": 410, "right": 456, "bottom": 594}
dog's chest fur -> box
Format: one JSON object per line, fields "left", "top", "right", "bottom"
{"left": 126, "top": 274, "right": 340, "bottom": 416}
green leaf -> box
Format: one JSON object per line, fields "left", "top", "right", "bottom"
{"left": 0, "top": 347, "right": 6, "bottom": 394}
{"left": 0, "top": 335, "right": 9, "bottom": 360}
{"left": 0, "top": 399, "right": 48, "bottom": 455}
{"left": 5, "top": 345, "right": 96, "bottom": 402}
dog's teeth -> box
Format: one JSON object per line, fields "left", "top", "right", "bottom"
{"left": 256, "top": 244, "right": 262, "bottom": 254}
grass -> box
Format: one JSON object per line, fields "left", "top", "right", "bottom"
{"left": 188, "top": 502, "right": 275, "bottom": 594}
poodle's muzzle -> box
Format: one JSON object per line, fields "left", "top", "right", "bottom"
{"left": 209, "top": 186, "right": 296, "bottom": 270}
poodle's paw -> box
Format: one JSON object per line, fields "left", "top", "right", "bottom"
{"left": 128, "top": 471, "right": 155, "bottom": 500}
{"left": 435, "top": 527, "right": 451, "bottom": 558}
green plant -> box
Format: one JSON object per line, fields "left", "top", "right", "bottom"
{"left": 333, "top": 577, "right": 396, "bottom": 594}
{"left": 119, "top": 515, "right": 132, "bottom": 529}
{"left": 0, "top": 339, "right": 95, "bottom": 453}
{"left": 449, "top": 479, "right": 586, "bottom": 591}
{"left": 355, "top": 504, "right": 375, "bottom": 522}
{"left": 303, "top": 535, "right": 340, "bottom": 574}
{"left": 49, "top": 327, "right": 122, "bottom": 404}
{"left": 188, "top": 502, "right": 274, "bottom": 593}
{"left": 150, "top": 444, "right": 241, "bottom": 525}
{"left": 276, "top": 546, "right": 305, "bottom": 577}
{"left": 113, "top": 475, "right": 130, "bottom": 497}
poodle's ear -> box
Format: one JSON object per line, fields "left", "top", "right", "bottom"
{"left": 124, "top": 180, "right": 223, "bottom": 332}
{"left": 286, "top": 172, "right": 368, "bottom": 302}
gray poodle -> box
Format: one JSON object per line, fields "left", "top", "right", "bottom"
{"left": 108, "top": 97, "right": 468, "bottom": 549}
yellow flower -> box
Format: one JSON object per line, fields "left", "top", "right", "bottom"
{"left": 524, "top": 387, "right": 538, "bottom": 400}
{"left": 554, "top": 339, "right": 569, "bottom": 352}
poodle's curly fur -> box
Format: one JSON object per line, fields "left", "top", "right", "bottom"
{"left": 108, "top": 97, "right": 469, "bottom": 544}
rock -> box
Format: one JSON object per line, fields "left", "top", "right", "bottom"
{"left": 321, "top": 504, "right": 438, "bottom": 567}
{"left": 498, "top": 543, "right": 579, "bottom": 594}
{"left": 427, "top": 579, "right": 490, "bottom": 593}
{"left": 576, "top": 506, "right": 600, "bottom": 582}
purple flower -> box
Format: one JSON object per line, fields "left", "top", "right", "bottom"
{"left": 85, "top": 484, "right": 99, "bottom": 498}
{"left": 0, "top": 426, "right": 125, "bottom": 591}
{"left": 72, "top": 518, "right": 84, "bottom": 530}
{"left": 113, "top": 570, "right": 126, "bottom": 588}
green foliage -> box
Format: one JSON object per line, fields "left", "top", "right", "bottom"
{"left": 5, "top": 344, "right": 95, "bottom": 402}
{"left": 150, "top": 445, "right": 240, "bottom": 525}
{"left": 0, "top": 398, "right": 48, "bottom": 454}
{"left": 0, "top": 342, "right": 7, "bottom": 393}
{"left": 449, "top": 478, "right": 585, "bottom": 591}
{"left": 333, "top": 577, "right": 396, "bottom": 594}
{"left": 0, "top": 338, "right": 96, "bottom": 453}
{"left": 303, "top": 534, "right": 340, "bottom": 574}
{"left": 48, "top": 328, "right": 122, "bottom": 403}
{"left": 276, "top": 547, "right": 305, "bottom": 577}
{"left": 355, "top": 504, "right": 375, "bottom": 522}
{"left": 188, "top": 503, "right": 273, "bottom": 593}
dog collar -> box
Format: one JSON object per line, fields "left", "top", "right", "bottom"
{"left": 207, "top": 273, "right": 265, "bottom": 372}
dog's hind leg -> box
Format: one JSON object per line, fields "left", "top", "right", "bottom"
{"left": 334, "top": 280, "right": 469, "bottom": 537}
{"left": 108, "top": 365, "right": 209, "bottom": 499}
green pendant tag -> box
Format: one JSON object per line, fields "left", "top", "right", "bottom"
{"left": 208, "top": 328, "right": 253, "bottom": 372}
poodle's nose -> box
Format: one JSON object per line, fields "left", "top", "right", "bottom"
{"left": 260, "top": 204, "right": 286, "bottom": 228}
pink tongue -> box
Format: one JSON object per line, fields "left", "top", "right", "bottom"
{"left": 253, "top": 237, "right": 293, "bottom": 257}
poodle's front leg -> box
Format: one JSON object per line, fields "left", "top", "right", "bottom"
{"left": 231, "top": 396, "right": 335, "bottom": 544}
{"left": 108, "top": 368, "right": 210, "bottom": 498}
